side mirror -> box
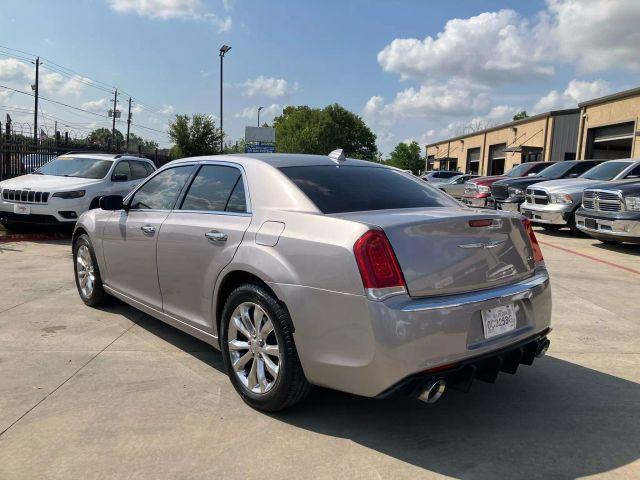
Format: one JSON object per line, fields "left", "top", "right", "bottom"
{"left": 112, "top": 173, "right": 129, "bottom": 182}
{"left": 100, "top": 195, "right": 124, "bottom": 211}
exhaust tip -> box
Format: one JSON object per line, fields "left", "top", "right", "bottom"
{"left": 418, "top": 379, "right": 446, "bottom": 404}
{"left": 536, "top": 339, "right": 550, "bottom": 358}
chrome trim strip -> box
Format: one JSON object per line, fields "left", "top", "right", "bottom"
{"left": 399, "top": 270, "right": 549, "bottom": 312}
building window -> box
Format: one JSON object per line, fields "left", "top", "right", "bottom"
{"left": 427, "top": 155, "right": 435, "bottom": 170}
{"left": 466, "top": 148, "right": 481, "bottom": 174}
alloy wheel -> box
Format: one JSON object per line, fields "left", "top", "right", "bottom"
{"left": 227, "top": 302, "right": 281, "bottom": 394}
{"left": 76, "top": 244, "right": 95, "bottom": 297}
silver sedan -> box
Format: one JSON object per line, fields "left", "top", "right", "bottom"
{"left": 72, "top": 152, "right": 551, "bottom": 411}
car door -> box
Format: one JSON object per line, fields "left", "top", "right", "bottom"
{"left": 449, "top": 176, "right": 468, "bottom": 197}
{"left": 156, "top": 163, "right": 252, "bottom": 331}
{"left": 101, "top": 164, "right": 194, "bottom": 309}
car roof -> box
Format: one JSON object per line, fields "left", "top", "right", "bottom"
{"left": 164, "top": 153, "right": 386, "bottom": 169}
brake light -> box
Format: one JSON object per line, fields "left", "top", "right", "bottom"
{"left": 521, "top": 218, "right": 544, "bottom": 264}
{"left": 354, "top": 229, "right": 407, "bottom": 301}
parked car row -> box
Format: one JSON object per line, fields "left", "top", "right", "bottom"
{"left": 444, "top": 159, "right": 640, "bottom": 245}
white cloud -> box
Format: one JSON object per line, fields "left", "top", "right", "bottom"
{"left": 106, "top": 0, "right": 231, "bottom": 32}
{"left": 378, "top": 10, "right": 553, "bottom": 86}
{"left": 363, "top": 82, "right": 490, "bottom": 126}
{"left": 243, "top": 76, "right": 297, "bottom": 98}
{"left": 235, "top": 104, "right": 282, "bottom": 122}
{"left": 533, "top": 79, "right": 610, "bottom": 112}
{"left": 0, "top": 89, "right": 11, "bottom": 101}
{"left": 40, "top": 72, "right": 89, "bottom": 96}
{"left": 0, "top": 58, "right": 32, "bottom": 82}
{"left": 546, "top": 0, "right": 640, "bottom": 72}
{"left": 81, "top": 98, "right": 108, "bottom": 112}
{"left": 159, "top": 104, "right": 175, "bottom": 115}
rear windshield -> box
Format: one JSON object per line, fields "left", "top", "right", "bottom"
{"left": 580, "top": 161, "right": 630, "bottom": 181}
{"left": 279, "top": 165, "right": 455, "bottom": 214}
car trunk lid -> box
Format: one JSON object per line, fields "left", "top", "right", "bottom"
{"left": 333, "top": 207, "right": 536, "bottom": 298}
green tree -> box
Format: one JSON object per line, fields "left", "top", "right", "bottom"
{"left": 87, "top": 127, "right": 123, "bottom": 147}
{"left": 127, "top": 132, "right": 159, "bottom": 151}
{"left": 273, "top": 104, "right": 377, "bottom": 159}
{"left": 512, "top": 110, "right": 528, "bottom": 121}
{"left": 387, "top": 141, "right": 424, "bottom": 175}
{"left": 168, "top": 114, "right": 221, "bottom": 157}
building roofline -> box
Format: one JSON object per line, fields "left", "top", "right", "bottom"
{"left": 425, "top": 108, "right": 579, "bottom": 148}
{"left": 578, "top": 86, "right": 640, "bottom": 108}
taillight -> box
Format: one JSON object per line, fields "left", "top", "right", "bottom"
{"left": 521, "top": 218, "right": 544, "bottom": 264}
{"left": 353, "top": 229, "right": 407, "bottom": 301}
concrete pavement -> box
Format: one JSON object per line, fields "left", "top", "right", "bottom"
{"left": 0, "top": 227, "right": 639, "bottom": 479}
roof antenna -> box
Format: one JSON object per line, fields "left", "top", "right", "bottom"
{"left": 328, "top": 149, "right": 346, "bottom": 164}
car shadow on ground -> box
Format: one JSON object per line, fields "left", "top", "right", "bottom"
{"left": 0, "top": 224, "right": 73, "bottom": 246}
{"left": 117, "top": 304, "right": 640, "bottom": 479}
{"left": 592, "top": 241, "right": 640, "bottom": 256}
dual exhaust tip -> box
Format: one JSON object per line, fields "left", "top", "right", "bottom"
{"left": 418, "top": 338, "right": 550, "bottom": 405}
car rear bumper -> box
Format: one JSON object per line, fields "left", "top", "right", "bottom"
{"left": 575, "top": 213, "right": 640, "bottom": 243}
{"left": 272, "top": 267, "right": 552, "bottom": 397}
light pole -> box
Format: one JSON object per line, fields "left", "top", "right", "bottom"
{"left": 219, "top": 44, "right": 231, "bottom": 153}
{"left": 257, "top": 106, "right": 264, "bottom": 127}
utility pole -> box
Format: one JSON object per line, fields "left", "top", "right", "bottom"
{"left": 111, "top": 88, "right": 118, "bottom": 148}
{"left": 126, "top": 97, "right": 132, "bottom": 151}
{"left": 33, "top": 57, "right": 40, "bottom": 143}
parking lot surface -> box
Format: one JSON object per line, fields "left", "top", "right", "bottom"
{"left": 0, "top": 227, "right": 639, "bottom": 479}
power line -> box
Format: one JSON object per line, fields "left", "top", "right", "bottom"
{"left": 0, "top": 83, "right": 106, "bottom": 118}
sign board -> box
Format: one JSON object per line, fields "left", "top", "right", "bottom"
{"left": 245, "top": 143, "right": 276, "bottom": 154}
{"left": 245, "top": 126, "right": 275, "bottom": 143}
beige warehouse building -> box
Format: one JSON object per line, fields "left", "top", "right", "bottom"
{"left": 425, "top": 86, "right": 640, "bottom": 175}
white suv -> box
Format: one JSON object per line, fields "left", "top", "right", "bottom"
{"left": 0, "top": 152, "right": 156, "bottom": 229}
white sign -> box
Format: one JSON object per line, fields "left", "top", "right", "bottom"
{"left": 245, "top": 126, "right": 275, "bottom": 143}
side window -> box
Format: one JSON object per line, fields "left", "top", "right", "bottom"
{"left": 130, "top": 161, "right": 152, "bottom": 180}
{"left": 112, "top": 161, "right": 131, "bottom": 181}
{"left": 570, "top": 161, "right": 599, "bottom": 176}
{"left": 129, "top": 166, "right": 193, "bottom": 210}
{"left": 625, "top": 165, "right": 640, "bottom": 179}
{"left": 180, "top": 165, "right": 244, "bottom": 212}
{"left": 226, "top": 178, "right": 247, "bottom": 213}
{"left": 144, "top": 163, "right": 156, "bottom": 176}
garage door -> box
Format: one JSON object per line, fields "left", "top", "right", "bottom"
{"left": 467, "top": 148, "right": 480, "bottom": 174}
{"left": 489, "top": 144, "right": 506, "bottom": 175}
{"left": 587, "top": 122, "right": 635, "bottom": 159}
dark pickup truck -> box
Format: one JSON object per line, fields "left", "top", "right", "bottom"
{"left": 575, "top": 179, "right": 640, "bottom": 244}
{"left": 489, "top": 160, "right": 603, "bottom": 212}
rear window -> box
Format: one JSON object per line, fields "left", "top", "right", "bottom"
{"left": 279, "top": 165, "right": 455, "bottom": 214}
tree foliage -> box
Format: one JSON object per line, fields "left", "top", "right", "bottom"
{"left": 127, "top": 133, "right": 158, "bottom": 151}
{"left": 88, "top": 127, "right": 123, "bottom": 146}
{"left": 168, "top": 114, "right": 221, "bottom": 157}
{"left": 273, "top": 104, "right": 377, "bottom": 159}
{"left": 512, "top": 110, "right": 528, "bottom": 121}
{"left": 387, "top": 141, "right": 424, "bottom": 175}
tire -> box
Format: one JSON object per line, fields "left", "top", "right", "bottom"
{"left": 73, "top": 234, "right": 109, "bottom": 307}
{"left": 567, "top": 212, "right": 586, "bottom": 236}
{"left": 541, "top": 224, "right": 562, "bottom": 231}
{"left": 220, "top": 283, "right": 311, "bottom": 411}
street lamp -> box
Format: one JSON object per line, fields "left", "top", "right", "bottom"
{"left": 257, "top": 106, "right": 264, "bottom": 127}
{"left": 219, "top": 44, "right": 231, "bottom": 153}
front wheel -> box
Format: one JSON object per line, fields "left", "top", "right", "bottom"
{"left": 220, "top": 283, "right": 311, "bottom": 411}
{"left": 73, "top": 234, "right": 109, "bottom": 306}
{"left": 541, "top": 224, "right": 562, "bottom": 231}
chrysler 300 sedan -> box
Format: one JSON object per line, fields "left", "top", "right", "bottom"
{"left": 72, "top": 151, "right": 551, "bottom": 411}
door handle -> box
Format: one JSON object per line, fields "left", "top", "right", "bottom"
{"left": 140, "top": 225, "right": 156, "bottom": 235}
{"left": 205, "top": 230, "right": 228, "bottom": 243}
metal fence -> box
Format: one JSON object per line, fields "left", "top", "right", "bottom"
{"left": 0, "top": 121, "right": 173, "bottom": 181}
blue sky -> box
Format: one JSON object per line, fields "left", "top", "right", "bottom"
{"left": 1, "top": 0, "right": 638, "bottom": 153}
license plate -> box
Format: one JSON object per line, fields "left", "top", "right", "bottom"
{"left": 13, "top": 204, "right": 30, "bottom": 215}
{"left": 585, "top": 218, "right": 597, "bottom": 230}
{"left": 481, "top": 304, "right": 517, "bottom": 339}
{"left": 522, "top": 210, "right": 532, "bottom": 219}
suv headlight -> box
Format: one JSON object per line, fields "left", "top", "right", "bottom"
{"left": 478, "top": 185, "right": 491, "bottom": 194}
{"left": 550, "top": 192, "right": 573, "bottom": 204}
{"left": 625, "top": 196, "right": 640, "bottom": 211}
{"left": 508, "top": 187, "right": 524, "bottom": 197}
{"left": 52, "top": 190, "right": 86, "bottom": 199}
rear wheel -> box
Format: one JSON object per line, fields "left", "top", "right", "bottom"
{"left": 73, "top": 234, "right": 108, "bottom": 306}
{"left": 220, "top": 283, "right": 311, "bottom": 411}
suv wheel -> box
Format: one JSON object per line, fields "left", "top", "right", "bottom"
{"left": 220, "top": 283, "right": 311, "bottom": 411}
{"left": 73, "top": 234, "right": 109, "bottom": 306}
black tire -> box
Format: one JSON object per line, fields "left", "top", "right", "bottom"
{"left": 541, "top": 224, "right": 562, "bottom": 231}
{"left": 72, "top": 234, "right": 109, "bottom": 307}
{"left": 567, "top": 212, "right": 586, "bottom": 236}
{"left": 220, "top": 283, "right": 311, "bottom": 411}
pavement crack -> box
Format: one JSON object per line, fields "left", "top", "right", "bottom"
{"left": 0, "top": 316, "right": 140, "bottom": 438}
